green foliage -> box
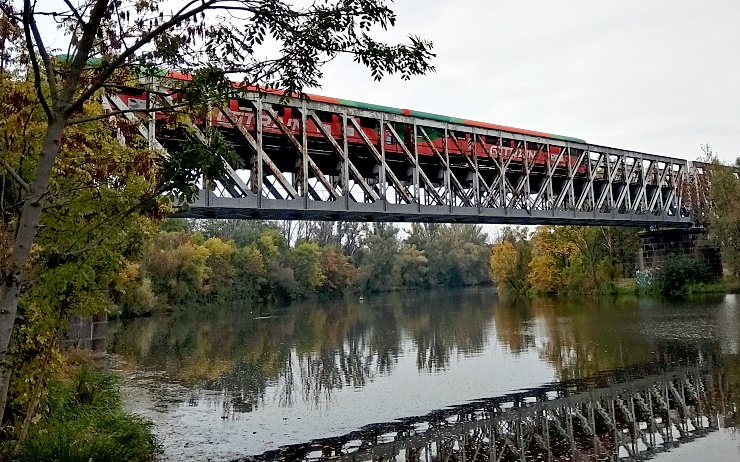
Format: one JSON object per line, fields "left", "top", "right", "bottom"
{"left": 356, "top": 224, "right": 401, "bottom": 293}
{"left": 706, "top": 160, "right": 740, "bottom": 277}
{"left": 15, "top": 367, "right": 158, "bottom": 462}
{"left": 0, "top": 77, "right": 164, "bottom": 433}
{"left": 652, "top": 256, "right": 716, "bottom": 297}
{"left": 161, "top": 129, "right": 241, "bottom": 204}
{"left": 404, "top": 224, "right": 491, "bottom": 288}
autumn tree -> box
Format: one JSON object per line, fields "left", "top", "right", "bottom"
{"left": 0, "top": 77, "right": 165, "bottom": 439}
{"left": 489, "top": 227, "right": 531, "bottom": 294}
{"left": 0, "top": 0, "right": 433, "bottom": 422}
{"left": 706, "top": 158, "right": 740, "bottom": 277}
{"left": 528, "top": 226, "right": 580, "bottom": 294}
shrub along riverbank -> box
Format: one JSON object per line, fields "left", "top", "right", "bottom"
{"left": 2, "top": 353, "right": 158, "bottom": 462}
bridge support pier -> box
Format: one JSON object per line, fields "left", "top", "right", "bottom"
{"left": 60, "top": 314, "right": 107, "bottom": 356}
{"left": 636, "top": 227, "right": 723, "bottom": 278}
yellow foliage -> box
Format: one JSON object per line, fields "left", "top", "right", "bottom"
{"left": 528, "top": 254, "right": 560, "bottom": 294}
{"left": 490, "top": 241, "right": 518, "bottom": 289}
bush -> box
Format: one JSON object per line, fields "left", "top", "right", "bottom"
{"left": 653, "top": 256, "right": 716, "bottom": 297}
{"left": 16, "top": 367, "right": 158, "bottom": 462}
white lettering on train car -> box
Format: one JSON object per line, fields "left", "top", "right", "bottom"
{"left": 488, "top": 146, "right": 538, "bottom": 162}
{"left": 127, "top": 98, "right": 146, "bottom": 109}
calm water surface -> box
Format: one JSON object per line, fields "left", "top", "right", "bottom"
{"left": 108, "top": 288, "right": 740, "bottom": 461}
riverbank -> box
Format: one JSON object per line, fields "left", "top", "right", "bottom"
{"left": 613, "top": 277, "right": 740, "bottom": 296}
{"left": 3, "top": 351, "right": 159, "bottom": 462}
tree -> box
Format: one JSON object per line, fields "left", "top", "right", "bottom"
{"left": 0, "top": 77, "right": 165, "bottom": 436}
{"left": 0, "top": 0, "right": 433, "bottom": 421}
{"left": 706, "top": 159, "right": 740, "bottom": 276}
{"left": 357, "top": 223, "right": 400, "bottom": 292}
{"left": 398, "top": 244, "right": 429, "bottom": 288}
{"left": 289, "top": 241, "right": 324, "bottom": 297}
{"left": 528, "top": 226, "right": 580, "bottom": 294}
{"left": 489, "top": 227, "right": 531, "bottom": 294}
{"left": 318, "top": 246, "right": 358, "bottom": 294}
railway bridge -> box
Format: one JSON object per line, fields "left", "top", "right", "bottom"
{"left": 104, "top": 81, "right": 726, "bottom": 227}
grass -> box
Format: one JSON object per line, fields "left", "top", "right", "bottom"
{"left": 14, "top": 360, "right": 159, "bottom": 462}
{"left": 684, "top": 278, "right": 740, "bottom": 295}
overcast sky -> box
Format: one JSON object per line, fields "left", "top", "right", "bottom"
{"left": 310, "top": 0, "right": 740, "bottom": 164}
{"left": 37, "top": 0, "right": 739, "bottom": 163}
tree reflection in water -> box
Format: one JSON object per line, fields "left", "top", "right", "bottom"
{"left": 110, "top": 290, "right": 740, "bottom": 416}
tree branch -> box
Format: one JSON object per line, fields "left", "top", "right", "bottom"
{"left": 62, "top": 0, "right": 84, "bottom": 25}
{"left": 29, "top": 8, "right": 58, "bottom": 101}
{"left": 0, "top": 158, "right": 31, "bottom": 194}
{"left": 68, "top": 101, "right": 191, "bottom": 125}
{"left": 67, "top": 0, "right": 219, "bottom": 115}
{"left": 22, "top": 0, "right": 52, "bottom": 120}
{"left": 59, "top": 0, "right": 112, "bottom": 110}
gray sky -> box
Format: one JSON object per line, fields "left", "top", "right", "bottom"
{"left": 311, "top": 0, "right": 740, "bottom": 164}
{"left": 37, "top": 0, "right": 739, "bottom": 162}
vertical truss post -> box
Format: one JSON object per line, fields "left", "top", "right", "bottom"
{"left": 630, "top": 393, "right": 638, "bottom": 453}
{"left": 256, "top": 98, "right": 264, "bottom": 204}
{"left": 610, "top": 398, "right": 619, "bottom": 458}
{"left": 413, "top": 123, "right": 420, "bottom": 209}
{"left": 566, "top": 407, "right": 576, "bottom": 461}
{"left": 589, "top": 402, "right": 598, "bottom": 457}
{"left": 341, "top": 110, "right": 350, "bottom": 204}
{"left": 546, "top": 144, "right": 555, "bottom": 211}
{"left": 522, "top": 140, "right": 531, "bottom": 212}
{"left": 489, "top": 423, "right": 497, "bottom": 462}
{"left": 587, "top": 151, "right": 596, "bottom": 212}
{"left": 301, "top": 99, "right": 309, "bottom": 206}
{"left": 380, "top": 114, "right": 387, "bottom": 205}
{"left": 444, "top": 127, "right": 452, "bottom": 209}
{"left": 472, "top": 129, "right": 480, "bottom": 210}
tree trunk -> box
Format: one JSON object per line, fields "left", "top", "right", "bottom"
{"left": 0, "top": 115, "right": 66, "bottom": 424}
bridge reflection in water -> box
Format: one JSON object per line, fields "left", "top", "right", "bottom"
{"left": 248, "top": 360, "right": 730, "bottom": 462}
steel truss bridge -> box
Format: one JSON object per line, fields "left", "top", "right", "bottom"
{"left": 104, "top": 87, "right": 727, "bottom": 226}
{"left": 241, "top": 362, "right": 725, "bottom": 462}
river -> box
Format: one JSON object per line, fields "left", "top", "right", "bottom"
{"left": 108, "top": 288, "right": 740, "bottom": 461}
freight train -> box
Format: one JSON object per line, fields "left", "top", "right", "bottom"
{"left": 116, "top": 73, "right": 588, "bottom": 175}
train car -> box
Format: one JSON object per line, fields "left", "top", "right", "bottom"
{"left": 116, "top": 74, "right": 588, "bottom": 174}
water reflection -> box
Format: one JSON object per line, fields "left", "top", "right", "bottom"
{"left": 111, "top": 290, "right": 497, "bottom": 410}
{"left": 250, "top": 356, "right": 737, "bottom": 462}
{"left": 109, "top": 290, "right": 740, "bottom": 460}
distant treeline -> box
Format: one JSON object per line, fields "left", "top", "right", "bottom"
{"left": 112, "top": 220, "right": 492, "bottom": 315}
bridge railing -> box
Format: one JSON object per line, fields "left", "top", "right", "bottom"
{"left": 104, "top": 87, "right": 699, "bottom": 226}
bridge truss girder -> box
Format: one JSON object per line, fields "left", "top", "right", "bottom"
{"left": 105, "top": 89, "right": 696, "bottom": 226}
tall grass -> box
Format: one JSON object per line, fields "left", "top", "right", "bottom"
{"left": 16, "top": 366, "right": 158, "bottom": 462}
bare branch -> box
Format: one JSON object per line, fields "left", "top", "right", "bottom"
{"left": 29, "top": 7, "right": 58, "bottom": 101}
{"left": 0, "top": 158, "right": 30, "bottom": 194}
{"left": 22, "top": 0, "right": 52, "bottom": 119}
{"left": 62, "top": 0, "right": 85, "bottom": 24}
{"left": 67, "top": 101, "right": 191, "bottom": 125}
